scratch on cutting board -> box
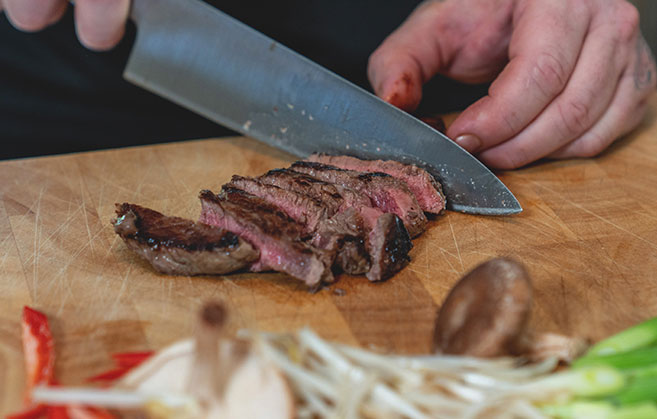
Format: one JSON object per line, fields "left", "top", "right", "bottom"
{"left": 55, "top": 280, "right": 75, "bottom": 317}
{"left": 447, "top": 216, "right": 465, "bottom": 272}
{"left": 157, "top": 148, "right": 192, "bottom": 194}
{"left": 54, "top": 226, "right": 105, "bottom": 277}
{"left": 107, "top": 266, "right": 132, "bottom": 319}
{"left": 531, "top": 181, "right": 657, "bottom": 251}
{"left": 78, "top": 177, "right": 95, "bottom": 255}
{"left": 22, "top": 205, "right": 83, "bottom": 265}
{"left": 31, "top": 185, "right": 45, "bottom": 302}
{"left": 430, "top": 239, "right": 464, "bottom": 275}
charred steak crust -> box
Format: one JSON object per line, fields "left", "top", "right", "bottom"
{"left": 311, "top": 208, "right": 371, "bottom": 275}
{"left": 198, "top": 188, "right": 334, "bottom": 288}
{"left": 114, "top": 203, "right": 239, "bottom": 250}
{"left": 290, "top": 161, "right": 427, "bottom": 237}
{"left": 308, "top": 153, "right": 446, "bottom": 214}
{"left": 366, "top": 213, "right": 413, "bottom": 282}
{"left": 113, "top": 203, "right": 259, "bottom": 276}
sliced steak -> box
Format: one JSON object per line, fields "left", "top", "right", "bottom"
{"left": 113, "top": 203, "right": 258, "bottom": 276}
{"left": 226, "top": 175, "right": 328, "bottom": 235}
{"left": 198, "top": 188, "right": 333, "bottom": 288}
{"left": 257, "top": 168, "right": 379, "bottom": 272}
{"left": 311, "top": 208, "right": 370, "bottom": 275}
{"left": 259, "top": 166, "right": 413, "bottom": 279}
{"left": 290, "top": 161, "right": 427, "bottom": 237}
{"left": 229, "top": 173, "right": 368, "bottom": 271}
{"left": 308, "top": 154, "right": 446, "bottom": 214}
{"left": 258, "top": 168, "right": 369, "bottom": 215}
{"left": 366, "top": 213, "right": 413, "bottom": 282}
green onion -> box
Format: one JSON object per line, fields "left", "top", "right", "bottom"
{"left": 530, "top": 366, "right": 625, "bottom": 398}
{"left": 543, "top": 401, "right": 657, "bottom": 419}
{"left": 585, "top": 317, "right": 657, "bottom": 357}
{"left": 608, "top": 402, "right": 657, "bottom": 419}
{"left": 542, "top": 401, "right": 614, "bottom": 418}
{"left": 630, "top": 363, "right": 657, "bottom": 379}
{"left": 612, "top": 375, "right": 657, "bottom": 405}
{"left": 572, "top": 347, "right": 657, "bottom": 371}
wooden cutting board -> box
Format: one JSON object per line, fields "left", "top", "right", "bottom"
{"left": 2, "top": 94, "right": 657, "bottom": 413}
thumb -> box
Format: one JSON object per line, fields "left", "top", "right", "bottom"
{"left": 367, "top": 1, "right": 454, "bottom": 112}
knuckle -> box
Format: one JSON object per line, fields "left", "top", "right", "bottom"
{"left": 575, "top": 133, "right": 610, "bottom": 158}
{"left": 613, "top": 2, "right": 640, "bottom": 42}
{"left": 530, "top": 51, "right": 569, "bottom": 98}
{"left": 500, "top": 110, "right": 523, "bottom": 135}
{"left": 495, "top": 148, "right": 531, "bottom": 170}
{"left": 557, "top": 98, "right": 593, "bottom": 137}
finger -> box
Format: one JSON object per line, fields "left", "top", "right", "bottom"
{"left": 3, "top": 0, "right": 67, "bottom": 32}
{"left": 367, "top": 1, "right": 446, "bottom": 112}
{"left": 75, "top": 0, "right": 130, "bottom": 51}
{"left": 475, "top": 6, "right": 637, "bottom": 169}
{"left": 367, "top": 0, "right": 514, "bottom": 112}
{"left": 549, "top": 37, "right": 656, "bottom": 159}
{"left": 447, "top": 0, "right": 590, "bottom": 153}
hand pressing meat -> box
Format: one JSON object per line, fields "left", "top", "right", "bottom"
{"left": 368, "top": 0, "right": 657, "bottom": 169}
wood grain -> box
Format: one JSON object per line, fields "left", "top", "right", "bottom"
{"left": 2, "top": 95, "right": 657, "bottom": 414}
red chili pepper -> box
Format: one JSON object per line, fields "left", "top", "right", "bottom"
{"left": 111, "top": 351, "right": 154, "bottom": 368}
{"left": 63, "top": 406, "right": 114, "bottom": 419}
{"left": 6, "top": 404, "right": 48, "bottom": 419}
{"left": 22, "top": 307, "right": 56, "bottom": 395}
{"left": 45, "top": 406, "right": 69, "bottom": 419}
{"left": 12, "top": 307, "right": 116, "bottom": 419}
{"left": 88, "top": 351, "right": 154, "bottom": 383}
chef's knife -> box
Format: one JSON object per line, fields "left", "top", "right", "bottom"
{"left": 123, "top": 0, "right": 521, "bottom": 215}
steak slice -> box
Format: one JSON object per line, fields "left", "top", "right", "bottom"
{"left": 228, "top": 173, "right": 368, "bottom": 272}
{"left": 198, "top": 188, "right": 333, "bottom": 288}
{"left": 290, "top": 161, "right": 427, "bottom": 237}
{"left": 366, "top": 213, "right": 413, "bottom": 282}
{"left": 257, "top": 168, "right": 376, "bottom": 273}
{"left": 258, "top": 168, "right": 369, "bottom": 215}
{"left": 259, "top": 166, "right": 412, "bottom": 279}
{"left": 308, "top": 154, "right": 446, "bottom": 214}
{"left": 226, "top": 175, "right": 328, "bottom": 235}
{"left": 311, "top": 208, "right": 370, "bottom": 275}
{"left": 112, "top": 203, "right": 258, "bottom": 276}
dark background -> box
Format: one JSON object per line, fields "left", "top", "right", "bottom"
{"left": 0, "top": 1, "right": 488, "bottom": 160}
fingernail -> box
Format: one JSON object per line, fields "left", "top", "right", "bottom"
{"left": 455, "top": 134, "right": 482, "bottom": 153}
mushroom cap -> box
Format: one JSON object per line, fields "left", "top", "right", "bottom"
{"left": 433, "top": 257, "right": 533, "bottom": 357}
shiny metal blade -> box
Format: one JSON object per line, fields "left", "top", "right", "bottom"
{"left": 124, "top": 0, "right": 521, "bottom": 215}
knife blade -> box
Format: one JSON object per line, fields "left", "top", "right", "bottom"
{"left": 123, "top": 0, "right": 521, "bottom": 215}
